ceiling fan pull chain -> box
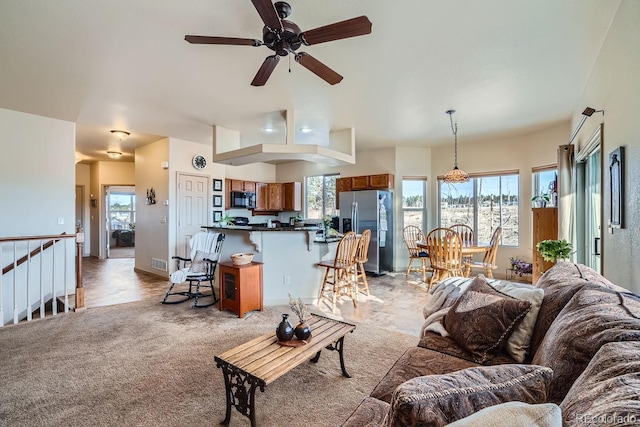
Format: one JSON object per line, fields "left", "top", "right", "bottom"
{"left": 289, "top": 54, "right": 291, "bottom": 73}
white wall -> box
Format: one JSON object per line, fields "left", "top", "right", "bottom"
{"left": 0, "top": 108, "right": 76, "bottom": 325}
{"left": 0, "top": 108, "right": 76, "bottom": 236}
{"left": 573, "top": 0, "right": 640, "bottom": 291}
{"left": 135, "top": 138, "right": 170, "bottom": 275}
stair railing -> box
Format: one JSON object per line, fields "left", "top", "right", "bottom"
{"left": 0, "top": 233, "right": 83, "bottom": 326}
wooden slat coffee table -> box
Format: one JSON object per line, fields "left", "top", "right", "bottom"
{"left": 214, "top": 314, "right": 356, "bottom": 426}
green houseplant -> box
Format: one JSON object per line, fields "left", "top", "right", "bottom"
{"left": 536, "top": 239, "right": 572, "bottom": 262}
{"left": 531, "top": 193, "right": 550, "bottom": 208}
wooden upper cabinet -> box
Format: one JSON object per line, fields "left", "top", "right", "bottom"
{"left": 283, "top": 182, "right": 302, "bottom": 211}
{"left": 254, "top": 182, "right": 268, "bottom": 211}
{"left": 267, "top": 183, "right": 283, "bottom": 211}
{"left": 230, "top": 179, "right": 256, "bottom": 192}
{"left": 336, "top": 177, "right": 352, "bottom": 193}
{"left": 369, "top": 174, "right": 394, "bottom": 189}
{"left": 351, "top": 176, "right": 369, "bottom": 190}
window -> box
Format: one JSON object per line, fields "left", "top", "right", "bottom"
{"left": 305, "top": 174, "right": 338, "bottom": 219}
{"left": 402, "top": 178, "right": 427, "bottom": 230}
{"left": 439, "top": 172, "right": 519, "bottom": 246}
{"left": 532, "top": 166, "right": 557, "bottom": 207}
{"left": 108, "top": 191, "right": 136, "bottom": 230}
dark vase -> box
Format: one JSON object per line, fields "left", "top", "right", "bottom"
{"left": 276, "top": 314, "right": 294, "bottom": 341}
{"left": 294, "top": 322, "right": 311, "bottom": 340}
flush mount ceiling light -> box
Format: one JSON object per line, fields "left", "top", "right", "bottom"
{"left": 443, "top": 109, "right": 470, "bottom": 184}
{"left": 299, "top": 126, "right": 312, "bottom": 133}
{"left": 107, "top": 151, "right": 122, "bottom": 159}
{"left": 262, "top": 126, "right": 275, "bottom": 133}
{"left": 110, "top": 130, "right": 130, "bottom": 141}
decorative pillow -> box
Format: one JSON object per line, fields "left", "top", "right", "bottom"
{"left": 492, "top": 281, "right": 544, "bottom": 363}
{"left": 444, "top": 276, "right": 532, "bottom": 363}
{"left": 561, "top": 341, "right": 640, "bottom": 426}
{"left": 448, "top": 402, "right": 562, "bottom": 427}
{"left": 386, "top": 364, "right": 553, "bottom": 426}
{"left": 532, "top": 287, "right": 640, "bottom": 404}
{"left": 188, "top": 250, "right": 216, "bottom": 274}
{"left": 423, "top": 276, "right": 543, "bottom": 362}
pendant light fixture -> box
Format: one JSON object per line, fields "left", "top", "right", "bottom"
{"left": 443, "top": 109, "right": 469, "bottom": 184}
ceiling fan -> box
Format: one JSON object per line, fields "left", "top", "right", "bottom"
{"left": 185, "top": 0, "right": 372, "bottom": 86}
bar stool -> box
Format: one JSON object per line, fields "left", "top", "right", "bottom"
{"left": 353, "top": 229, "right": 371, "bottom": 296}
{"left": 317, "top": 231, "right": 359, "bottom": 313}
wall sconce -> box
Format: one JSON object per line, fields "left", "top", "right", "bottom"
{"left": 161, "top": 161, "right": 169, "bottom": 170}
{"left": 567, "top": 107, "right": 604, "bottom": 146}
{"left": 107, "top": 151, "right": 122, "bottom": 159}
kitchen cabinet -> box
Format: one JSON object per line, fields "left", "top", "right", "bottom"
{"left": 336, "top": 173, "right": 395, "bottom": 208}
{"left": 369, "top": 173, "right": 394, "bottom": 189}
{"left": 254, "top": 182, "right": 297, "bottom": 212}
{"left": 532, "top": 207, "right": 558, "bottom": 284}
{"left": 219, "top": 261, "right": 263, "bottom": 318}
{"left": 267, "top": 183, "right": 283, "bottom": 210}
{"left": 229, "top": 179, "right": 256, "bottom": 192}
{"left": 254, "top": 182, "right": 282, "bottom": 211}
{"left": 283, "top": 182, "right": 302, "bottom": 211}
{"left": 336, "top": 177, "right": 352, "bottom": 193}
{"left": 351, "top": 176, "right": 370, "bottom": 190}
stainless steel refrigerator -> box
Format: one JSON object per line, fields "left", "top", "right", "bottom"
{"left": 339, "top": 190, "right": 393, "bottom": 275}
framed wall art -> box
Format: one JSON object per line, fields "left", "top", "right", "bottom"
{"left": 213, "top": 211, "right": 222, "bottom": 222}
{"left": 609, "top": 146, "right": 624, "bottom": 228}
{"left": 213, "top": 179, "right": 223, "bottom": 192}
{"left": 213, "top": 195, "right": 223, "bottom": 207}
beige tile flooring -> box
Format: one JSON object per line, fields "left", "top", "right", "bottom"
{"left": 81, "top": 257, "right": 432, "bottom": 336}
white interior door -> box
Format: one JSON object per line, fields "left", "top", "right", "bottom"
{"left": 177, "top": 173, "right": 209, "bottom": 259}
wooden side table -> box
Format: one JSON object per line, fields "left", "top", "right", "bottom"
{"left": 219, "top": 261, "right": 263, "bottom": 318}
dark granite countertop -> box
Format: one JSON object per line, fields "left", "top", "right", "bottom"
{"left": 202, "top": 225, "right": 322, "bottom": 232}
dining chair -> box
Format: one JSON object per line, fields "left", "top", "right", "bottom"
{"left": 449, "top": 223, "right": 474, "bottom": 246}
{"left": 353, "top": 229, "right": 371, "bottom": 296}
{"left": 161, "top": 231, "right": 225, "bottom": 307}
{"left": 450, "top": 223, "right": 475, "bottom": 264}
{"left": 403, "top": 225, "right": 431, "bottom": 283}
{"left": 464, "top": 226, "right": 503, "bottom": 278}
{"left": 425, "top": 227, "right": 464, "bottom": 288}
{"left": 317, "top": 231, "right": 359, "bottom": 313}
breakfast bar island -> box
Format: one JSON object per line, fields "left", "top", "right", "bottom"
{"left": 202, "top": 226, "right": 338, "bottom": 306}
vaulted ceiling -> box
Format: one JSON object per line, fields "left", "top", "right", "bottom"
{"left": 0, "top": 1, "right": 620, "bottom": 163}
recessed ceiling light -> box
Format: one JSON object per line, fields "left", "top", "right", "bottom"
{"left": 300, "top": 127, "right": 312, "bottom": 133}
{"left": 262, "top": 127, "right": 275, "bottom": 133}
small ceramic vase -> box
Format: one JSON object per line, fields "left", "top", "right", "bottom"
{"left": 294, "top": 322, "right": 311, "bottom": 340}
{"left": 276, "top": 314, "right": 294, "bottom": 341}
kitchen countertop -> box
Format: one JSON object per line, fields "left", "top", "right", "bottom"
{"left": 203, "top": 225, "right": 322, "bottom": 232}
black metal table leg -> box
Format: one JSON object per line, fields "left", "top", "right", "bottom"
{"left": 334, "top": 336, "right": 351, "bottom": 378}
{"left": 308, "top": 336, "right": 351, "bottom": 377}
{"left": 215, "top": 358, "right": 265, "bottom": 427}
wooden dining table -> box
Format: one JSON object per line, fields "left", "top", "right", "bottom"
{"left": 416, "top": 240, "right": 490, "bottom": 256}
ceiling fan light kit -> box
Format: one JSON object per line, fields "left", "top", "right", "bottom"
{"left": 185, "top": 0, "right": 372, "bottom": 86}
{"left": 443, "top": 109, "right": 470, "bottom": 184}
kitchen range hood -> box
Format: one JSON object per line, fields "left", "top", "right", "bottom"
{"left": 212, "top": 110, "right": 355, "bottom": 166}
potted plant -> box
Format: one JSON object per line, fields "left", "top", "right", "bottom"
{"left": 531, "top": 192, "right": 550, "bottom": 208}
{"left": 219, "top": 213, "right": 233, "bottom": 226}
{"left": 536, "top": 239, "right": 573, "bottom": 263}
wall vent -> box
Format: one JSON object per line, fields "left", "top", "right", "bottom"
{"left": 151, "top": 258, "right": 168, "bottom": 271}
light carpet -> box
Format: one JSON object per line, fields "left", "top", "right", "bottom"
{"left": 0, "top": 300, "right": 417, "bottom": 427}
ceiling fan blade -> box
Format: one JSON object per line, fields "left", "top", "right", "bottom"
{"left": 295, "top": 52, "right": 343, "bottom": 85}
{"left": 185, "top": 35, "right": 263, "bottom": 46}
{"left": 251, "top": 55, "right": 280, "bottom": 86}
{"left": 300, "top": 16, "right": 372, "bottom": 45}
{"left": 251, "top": 0, "right": 283, "bottom": 32}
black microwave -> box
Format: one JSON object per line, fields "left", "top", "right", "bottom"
{"left": 230, "top": 191, "right": 255, "bottom": 209}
